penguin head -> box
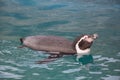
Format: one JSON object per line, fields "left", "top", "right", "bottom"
{"left": 73, "top": 34, "right": 98, "bottom": 54}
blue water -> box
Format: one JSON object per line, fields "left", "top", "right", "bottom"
{"left": 0, "top": 0, "right": 120, "bottom": 80}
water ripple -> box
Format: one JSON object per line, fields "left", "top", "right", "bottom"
{"left": 0, "top": 71, "right": 24, "bottom": 79}
{"left": 62, "top": 67, "right": 81, "bottom": 74}
{"left": 0, "top": 65, "right": 25, "bottom": 72}
{"left": 75, "top": 76, "right": 86, "bottom": 80}
{"left": 0, "top": 0, "right": 120, "bottom": 80}
{"left": 101, "top": 75, "right": 120, "bottom": 80}
{"left": 89, "top": 71, "right": 102, "bottom": 74}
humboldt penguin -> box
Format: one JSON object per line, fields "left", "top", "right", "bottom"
{"left": 19, "top": 34, "right": 98, "bottom": 63}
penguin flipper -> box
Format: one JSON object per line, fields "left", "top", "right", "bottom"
{"left": 36, "top": 54, "right": 63, "bottom": 64}
{"left": 18, "top": 45, "right": 25, "bottom": 48}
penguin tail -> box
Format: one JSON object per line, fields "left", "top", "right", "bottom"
{"left": 20, "top": 38, "right": 23, "bottom": 44}
{"left": 18, "top": 38, "right": 25, "bottom": 48}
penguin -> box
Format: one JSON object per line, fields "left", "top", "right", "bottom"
{"left": 19, "top": 34, "right": 98, "bottom": 63}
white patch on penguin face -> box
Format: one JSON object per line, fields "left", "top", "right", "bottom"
{"left": 75, "top": 34, "right": 98, "bottom": 61}
{"left": 75, "top": 35, "right": 91, "bottom": 61}
{"left": 75, "top": 35, "right": 90, "bottom": 55}
{"left": 84, "top": 37, "right": 94, "bottom": 43}
{"left": 93, "top": 33, "right": 98, "bottom": 39}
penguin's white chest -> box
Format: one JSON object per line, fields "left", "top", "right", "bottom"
{"left": 76, "top": 43, "right": 90, "bottom": 55}
{"left": 75, "top": 42, "right": 90, "bottom": 61}
{"left": 75, "top": 36, "right": 91, "bottom": 55}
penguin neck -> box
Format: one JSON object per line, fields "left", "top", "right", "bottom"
{"left": 72, "top": 35, "right": 92, "bottom": 55}
{"left": 75, "top": 37, "right": 91, "bottom": 55}
{"left": 75, "top": 41, "right": 90, "bottom": 55}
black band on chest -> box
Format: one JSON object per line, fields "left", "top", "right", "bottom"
{"left": 78, "top": 40, "right": 93, "bottom": 50}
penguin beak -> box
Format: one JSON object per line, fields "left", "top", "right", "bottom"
{"left": 92, "top": 33, "right": 98, "bottom": 39}
{"left": 88, "top": 34, "right": 98, "bottom": 40}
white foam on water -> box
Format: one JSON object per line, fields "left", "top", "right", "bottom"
{"left": 89, "top": 71, "right": 102, "bottom": 74}
{"left": 0, "top": 65, "right": 25, "bottom": 72}
{"left": 0, "top": 71, "right": 24, "bottom": 79}
{"left": 96, "top": 56, "right": 120, "bottom": 63}
{"left": 106, "top": 58, "right": 120, "bottom": 63}
{"left": 4, "top": 60, "right": 24, "bottom": 67}
{"left": 62, "top": 67, "right": 81, "bottom": 73}
{"left": 32, "top": 73, "right": 40, "bottom": 76}
{"left": 114, "top": 69, "right": 120, "bottom": 72}
{"left": 93, "top": 55, "right": 102, "bottom": 59}
{"left": 0, "top": 51, "right": 4, "bottom": 55}
{"left": 101, "top": 75, "right": 120, "bottom": 80}
{"left": 75, "top": 76, "right": 86, "bottom": 80}
{"left": 2, "top": 50, "right": 12, "bottom": 54}
{"left": 99, "top": 63, "right": 108, "bottom": 67}
{"left": 29, "top": 64, "right": 53, "bottom": 70}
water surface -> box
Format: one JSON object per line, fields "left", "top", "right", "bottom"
{"left": 0, "top": 0, "right": 120, "bottom": 80}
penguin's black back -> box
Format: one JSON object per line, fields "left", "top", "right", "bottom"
{"left": 22, "top": 35, "right": 76, "bottom": 54}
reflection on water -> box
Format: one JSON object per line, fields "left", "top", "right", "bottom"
{"left": 0, "top": 0, "right": 120, "bottom": 80}
{"left": 78, "top": 55, "right": 94, "bottom": 65}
